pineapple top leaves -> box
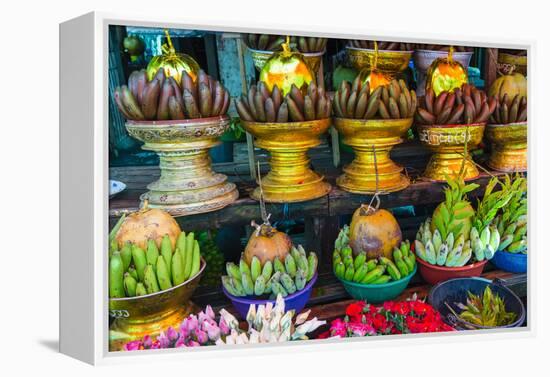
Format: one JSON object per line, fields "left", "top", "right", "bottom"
{"left": 433, "top": 175, "right": 478, "bottom": 240}
{"left": 472, "top": 177, "right": 514, "bottom": 233}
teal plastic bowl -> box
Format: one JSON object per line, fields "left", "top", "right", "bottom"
{"left": 337, "top": 265, "right": 417, "bottom": 303}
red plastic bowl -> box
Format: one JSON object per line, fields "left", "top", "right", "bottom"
{"left": 416, "top": 258, "right": 488, "bottom": 285}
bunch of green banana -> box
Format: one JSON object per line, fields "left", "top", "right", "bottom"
{"left": 454, "top": 286, "right": 517, "bottom": 327}
{"left": 333, "top": 227, "right": 416, "bottom": 284}
{"left": 197, "top": 230, "right": 225, "bottom": 287}
{"left": 416, "top": 84, "right": 496, "bottom": 125}
{"left": 349, "top": 40, "right": 414, "bottom": 51}
{"left": 489, "top": 94, "right": 527, "bottom": 124}
{"left": 222, "top": 245, "right": 317, "bottom": 298}
{"left": 333, "top": 77, "right": 417, "bottom": 120}
{"left": 109, "top": 231, "right": 201, "bottom": 298}
{"left": 493, "top": 175, "right": 527, "bottom": 254}
{"left": 114, "top": 68, "right": 230, "bottom": 121}
{"left": 236, "top": 81, "right": 331, "bottom": 122}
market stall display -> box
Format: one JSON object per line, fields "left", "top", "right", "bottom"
{"left": 333, "top": 76, "right": 416, "bottom": 193}
{"left": 416, "top": 83, "right": 495, "bottom": 181}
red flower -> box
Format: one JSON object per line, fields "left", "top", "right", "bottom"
{"left": 346, "top": 301, "right": 367, "bottom": 322}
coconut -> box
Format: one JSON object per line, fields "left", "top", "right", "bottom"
{"left": 349, "top": 204, "right": 402, "bottom": 260}
{"left": 243, "top": 220, "right": 291, "bottom": 265}
{"left": 114, "top": 203, "right": 181, "bottom": 250}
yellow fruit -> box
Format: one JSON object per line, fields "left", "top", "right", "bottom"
{"left": 349, "top": 205, "right": 402, "bottom": 260}
{"left": 146, "top": 30, "right": 200, "bottom": 85}
{"left": 358, "top": 68, "right": 393, "bottom": 92}
{"left": 488, "top": 72, "right": 527, "bottom": 106}
{"left": 114, "top": 203, "right": 181, "bottom": 251}
{"left": 259, "top": 39, "right": 314, "bottom": 96}
{"left": 426, "top": 49, "right": 468, "bottom": 96}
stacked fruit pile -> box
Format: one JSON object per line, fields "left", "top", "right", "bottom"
{"left": 114, "top": 69, "right": 230, "bottom": 121}
{"left": 235, "top": 81, "right": 331, "bottom": 122}
{"left": 222, "top": 245, "right": 317, "bottom": 298}
{"left": 493, "top": 175, "right": 527, "bottom": 254}
{"left": 333, "top": 78, "right": 417, "bottom": 120}
{"left": 416, "top": 84, "right": 496, "bottom": 125}
{"left": 197, "top": 230, "right": 225, "bottom": 286}
{"left": 349, "top": 40, "right": 414, "bottom": 51}
{"left": 489, "top": 94, "right": 527, "bottom": 124}
{"left": 414, "top": 176, "right": 505, "bottom": 268}
{"left": 333, "top": 225, "right": 416, "bottom": 284}
{"left": 109, "top": 231, "right": 201, "bottom": 298}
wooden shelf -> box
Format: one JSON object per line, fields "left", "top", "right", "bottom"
{"left": 109, "top": 141, "right": 505, "bottom": 230}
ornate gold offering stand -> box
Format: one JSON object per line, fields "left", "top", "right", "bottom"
{"left": 242, "top": 119, "right": 332, "bottom": 203}
{"left": 126, "top": 116, "right": 238, "bottom": 216}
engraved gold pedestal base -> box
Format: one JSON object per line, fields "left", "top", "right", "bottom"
{"left": 109, "top": 260, "right": 205, "bottom": 351}
{"left": 485, "top": 122, "right": 527, "bottom": 173}
{"left": 334, "top": 118, "right": 413, "bottom": 194}
{"left": 418, "top": 123, "right": 486, "bottom": 182}
{"left": 346, "top": 46, "right": 413, "bottom": 74}
{"left": 126, "top": 117, "right": 238, "bottom": 217}
{"left": 242, "top": 119, "right": 332, "bottom": 203}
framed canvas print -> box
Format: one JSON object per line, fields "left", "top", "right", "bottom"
{"left": 60, "top": 12, "right": 531, "bottom": 365}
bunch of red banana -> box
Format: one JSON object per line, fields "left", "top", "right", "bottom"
{"left": 416, "top": 84, "right": 496, "bottom": 125}
{"left": 333, "top": 77, "right": 417, "bottom": 120}
{"left": 489, "top": 94, "right": 527, "bottom": 124}
{"left": 235, "top": 81, "right": 331, "bottom": 123}
{"left": 349, "top": 40, "right": 414, "bottom": 51}
{"left": 244, "top": 34, "right": 292, "bottom": 51}
{"left": 296, "top": 36, "right": 327, "bottom": 53}
{"left": 114, "top": 69, "right": 230, "bottom": 121}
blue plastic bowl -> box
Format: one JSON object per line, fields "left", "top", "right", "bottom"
{"left": 490, "top": 250, "right": 527, "bottom": 273}
{"left": 428, "top": 277, "right": 525, "bottom": 330}
{"left": 222, "top": 273, "right": 317, "bottom": 318}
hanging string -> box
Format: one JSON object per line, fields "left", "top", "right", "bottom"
{"left": 373, "top": 41, "right": 379, "bottom": 70}
{"left": 257, "top": 161, "right": 270, "bottom": 225}
{"left": 367, "top": 144, "right": 381, "bottom": 212}
{"left": 162, "top": 29, "right": 176, "bottom": 55}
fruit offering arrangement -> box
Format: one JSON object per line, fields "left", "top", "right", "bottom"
{"left": 489, "top": 94, "right": 527, "bottom": 124}
{"left": 493, "top": 175, "right": 527, "bottom": 254}
{"left": 333, "top": 225, "right": 416, "bottom": 284}
{"left": 222, "top": 244, "right": 318, "bottom": 298}
{"left": 333, "top": 77, "right": 417, "bottom": 120}
{"left": 349, "top": 40, "right": 414, "bottom": 51}
{"left": 109, "top": 231, "right": 201, "bottom": 298}
{"left": 235, "top": 81, "right": 331, "bottom": 122}
{"left": 416, "top": 84, "right": 496, "bottom": 125}
{"left": 452, "top": 286, "right": 517, "bottom": 327}
{"left": 415, "top": 44, "right": 474, "bottom": 52}
{"left": 216, "top": 294, "right": 325, "bottom": 344}
{"left": 415, "top": 175, "right": 503, "bottom": 267}
{"left": 114, "top": 69, "right": 230, "bottom": 121}
{"left": 197, "top": 230, "right": 225, "bottom": 286}
{"left": 124, "top": 295, "right": 325, "bottom": 350}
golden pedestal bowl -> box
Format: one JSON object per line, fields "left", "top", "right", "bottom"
{"left": 126, "top": 116, "right": 238, "bottom": 217}
{"left": 334, "top": 118, "right": 413, "bottom": 194}
{"left": 242, "top": 119, "right": 332, "bottom": 203}
{"left": 248, "top": 48, "right": 325, "bottom": 74}
{"left": 418, "top": 123, "right": 486, "bottom": 182}
{"left": 109, "top": 258, "right": 205, "bottom": 351}
{"left": 346, "top": 47, "right": 413, "bottom": 74}
{"left": 498, "top": 52, "right": 527, "bottom": 76}
{"left": 485, "top": 122, "right": 527, "bottom": 172}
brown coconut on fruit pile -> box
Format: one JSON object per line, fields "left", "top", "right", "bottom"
{"left": 114, "top": 202, "right": 181, "bottom": 250}
{"left": 243, "top": 219, "right": 292, "bottom": 266}
{"left": 349, "top": 204, "right": 402, "bottom": 261}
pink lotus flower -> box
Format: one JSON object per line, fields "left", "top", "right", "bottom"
{"left": 166, "top": 326, "right": 178, "bottom": 342}
{"left": 219, "top": 317, "right": 230, "bottom": 335}
{"left": 142, "top": 335, "right": 153, "bottom": 349}
{"left": 157, "top": 331, "right": 170, "bottom": 348}
{"left": 187, "top": 340, "right": 200, "bottom": 347}
{"left": 150, "top": 340, "right": 161, "bottom": 349}
{"left": 203, "top": 321, "right": 221, "bottom": 341}
{"left": 175, "top": 337, "right": 187, "bottom": 348}
{"left": 205, "top": 305, "right": 215, "bottom": 320}
{"left": 195, "top": 329, "right": 209, "bottom": 344}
